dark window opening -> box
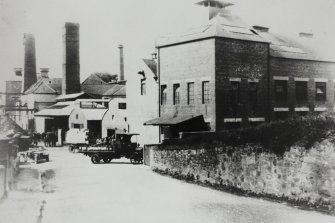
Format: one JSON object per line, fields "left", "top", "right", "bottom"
{"left": 187, "top": 82, "right": 194, "bottom": 104}
{"left": 231, "top": 81, "right": 240, "bottom": 106}
{"left": 315, "top": 82, "right": 326, "bottom": 101}
{"left": 161, "top": 85, "right": 167, "bottom": 105}
{"left": 275, "top": 80, "right": 288, "bottom": 103}
{"left": 296, "top": 81, "right": 308, "bottom": 103}
{"left": 118, "top": 103, "right": 127, "bottom": 110}
{"left": 202, "top": 81, "right": 210, "bottom": 104}
{"left": 249, "top": 82, "right": 258, "bottom": 109}
{"left": 173, "top": 83, "right": 180, "bottom": 105}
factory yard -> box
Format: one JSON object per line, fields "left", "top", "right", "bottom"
{"left": 0, "top": 146, "right": 334, "bottom": 223}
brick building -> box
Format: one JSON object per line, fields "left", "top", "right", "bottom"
{"left": 145, "top": 1, "right": 335, "bottom": 140}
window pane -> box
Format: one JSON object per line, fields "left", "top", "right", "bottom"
{"left": 295, "top": 81, "right": 307, "bottom": 103}
{"left": 173, "top": 84, "right": 180, "bottom": 105}
{"left": 275, "top": 80, "right": 287, "bottom": 103}
{"left": 141, "top": 80, "right": 146, "bottom": 95}
{"left": 249, "top": 82, "right": 258, "bottom": 109}
{"left": 231, "top": 81, "right": 240, "bottom": 106}
{"left": 202, "top": 81, "right": 210, "bottom": 104}
{"left": 161, "top": 85, "right": 167, "bottom": 105}
{"left": 315, "top": 82, "right": 326, "bottom": 101}
{"left": 187, "top": 82, "right": 194, "bottom": 104}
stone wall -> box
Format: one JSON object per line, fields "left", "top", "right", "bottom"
{"left": 149, "top": 141, "right": 335, "bottom": 212}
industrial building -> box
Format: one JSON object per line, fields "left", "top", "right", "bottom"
{"left": 145, "top": 0, "right": 335, "bottom": 140}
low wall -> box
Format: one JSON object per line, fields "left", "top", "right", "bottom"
{"left": 148, "top": 140, "right": 335, "bottom": 213}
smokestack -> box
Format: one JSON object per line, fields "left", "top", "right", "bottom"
{"left": 118, "top": 44, "right": 124, "bottom": 81}
{"left": 62, "top": 22, "right": 81, "bottom": 95}
{"left": 40, "top": 68, "right": 49, "bottom": 78}
{"left": 14, "top": 68, "right": 23, "bottom": 77}
{"left": 23, "top": 34, "right": 37, "bottom": 92}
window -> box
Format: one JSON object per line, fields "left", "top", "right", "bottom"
{"left": 161, "top": 85, "right": 167, "bottom": 105}
{"left": 231, "top": 81, "right": 240, "bottom": 106}
{"left": 118, "top": 103, "right": 127, "bottom": 110}
{"left": 275, "top": 80, "right": 287, "bottom": 102}
{"left": 141, "top": 79, "right": 146, "bottom": 95}
{"left": 202, "top": 81, "right": 210, "bottom": 104}
{"left": 295, "top": 81, "right": 308, "bottom": 103}
{"left": 315, "top": 82, "right": 326, "bottom": 101}
{"left": 249, "top": 82, "right": 258, "bottom": 109}
{"left": 187, "top": 82, "right": 194, "bottom": 104}
{"left": 173, "top": 84, "right": 180, "bottom": 105}
{"left": 76, "top": 114, "right": 78, "bottom": 119}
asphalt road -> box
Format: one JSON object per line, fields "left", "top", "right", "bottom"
{"left": 1, "top": 147, "right": 335, "bottom": 223}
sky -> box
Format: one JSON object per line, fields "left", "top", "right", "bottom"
{"left": 0, "top": 0, "right": 335, "bottom": 91}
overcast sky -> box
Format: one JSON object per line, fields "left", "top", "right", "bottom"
{"left": 0, "top": 0, "right": 335, "bottom": 91}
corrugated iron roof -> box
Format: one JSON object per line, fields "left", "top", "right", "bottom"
{"left": 34, "top": 101, "right": 75, "bottom": 117}
{"left": 56, "top": 92, "right": 90, "bottom": 101}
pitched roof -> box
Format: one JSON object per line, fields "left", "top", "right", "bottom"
{"left": 256, "top": 31, "right": 335, "bottom": 62}
{"left": 156, "top": 14, "right": 267, "bottom": 47}
{"left": 56, "top": 92, "right": 91, "bottom": 101}
{"left": 24, "top": 78, "right": 62, "bottom": 95}
{"left": 143, "top": 59, "right": 157, "bottom": 76}
{"left": 0, "top": 116, "right": 26, "bottom": 135}
{"left": 34, "top": 101, "right": 75, "bottom": 117}
{"left": 102, "top": 85, "right": 126, "bottom": 97}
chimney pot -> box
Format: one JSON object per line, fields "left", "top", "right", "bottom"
{"left": 40, "top": 68, "right": 49, "bottom": 78}
{"left": 299, "top": 32, "right": 313, "bottom": 38}
{"left": 13, "top": 68, "right": 23, "bottom": 77}
{"left": 253, "top": 25, "right": 269, "bottom": 33}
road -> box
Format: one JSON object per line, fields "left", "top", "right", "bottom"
{"left": 1, "top": 146, "right": 335, "bottom": 223}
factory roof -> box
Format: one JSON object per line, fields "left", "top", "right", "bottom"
{"left": 24, "top": 78, "right": 62, "bottom": 95}
{"left": 34, "top": 101, "right": 75, "bottom": 117}
{"left": 156, "top": 13, "right": 268, "bottom": 47}
{"left": 143, "top": 59, "right": 157, "bottom": 76}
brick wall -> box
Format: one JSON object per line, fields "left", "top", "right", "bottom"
{"left": 215, "top": 38, "right": 269, "bottom": 130}
{"left": 149, "top": 141, "right": 335, "bottom": 212}
{"left": 159, "top": 39, "right": 216, "bottom": 130}
{"left": 270, "top": 58, "right": 335, "bottom": 119}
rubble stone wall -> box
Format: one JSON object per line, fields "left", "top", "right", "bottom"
{"left": 149, "top": 141, "right": 335, "bottom": 211}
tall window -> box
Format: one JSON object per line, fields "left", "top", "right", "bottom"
{"left": 141, "top": 79, "right": 146, "bottom": 95}
{"left": 231, "top": 81, "right": 240, "bottom": 106}
{"left": 315, "top": 82, "right": 327, "bottom": 101}
{"left": 187, "top": 82, "right": 194, "bottom": 104}
{"left": 249, "top": 82, "right": 258, "bottom": 109}
{"left": 295, "top": 81, "right": 308, "bottom": 103}
{"left": 274, "top": 80, "right": 287, "bottom": 103}
{"left": 161, "top": 85, "right": 167, "bottom": 105}
{"left": 173, "top": 83, "right": 180, "bottom": 105}
{"left": 202, "top": 81, "right": 210, "bottom": 104}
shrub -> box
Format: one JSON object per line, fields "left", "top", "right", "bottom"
{"left": 162, "top": 114, "right": 335, "bottom": 155}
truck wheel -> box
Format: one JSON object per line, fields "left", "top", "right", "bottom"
{"left": 91, "top": 154, "right": 100, "bottom": 164}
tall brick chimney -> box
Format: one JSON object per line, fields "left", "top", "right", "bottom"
{"left": 23, "top": 34, "right": 37, "bottom": 92}
{"left": 62, "top": 22, "right": 81, "bottom": 95}
{"left": 118, "top": 44, "right": 124, "bottom": 81}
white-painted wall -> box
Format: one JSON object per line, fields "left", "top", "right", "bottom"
{"left": 126, "top": 60, "right": 160, "bottom": 146}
